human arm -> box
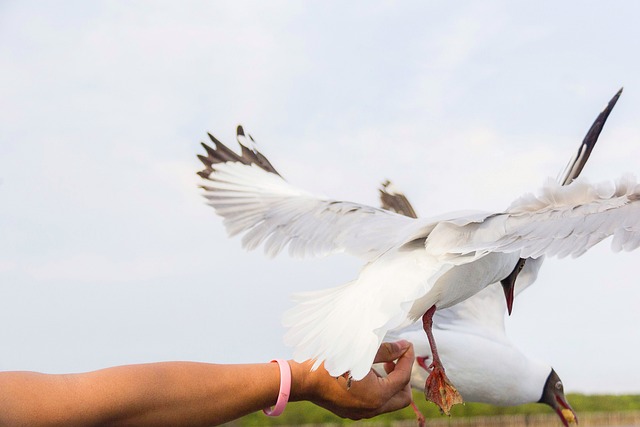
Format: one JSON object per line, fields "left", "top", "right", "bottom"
{"left": 0, "top": 341, "right": 414, "bottom": 426}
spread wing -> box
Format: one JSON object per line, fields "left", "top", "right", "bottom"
{"left": 197, "top": 126, "right": 419, "bottom": 260}
{"left": 428, "top": 175, "right": 640, "bottom": 259}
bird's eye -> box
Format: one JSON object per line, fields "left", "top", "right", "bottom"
{"left": 555, "top": 381, "right": 563, "bottom": 390}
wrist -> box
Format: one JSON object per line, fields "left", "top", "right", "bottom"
{"left": 288, "top": 360, "right": 316, "bottom": 402}
{"left": 263, "top": 359, "right": 291, "bottom": 417}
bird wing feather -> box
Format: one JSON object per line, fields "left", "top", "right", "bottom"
{"left": 198, "top": 131, "right": 419, "bottom": 261}
{"left": 427, "top": 175, "right": 640, "bottom": 259}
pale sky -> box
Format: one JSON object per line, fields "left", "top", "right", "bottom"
{"left": 1, "top": 1, "right": 639, "bottom": 394}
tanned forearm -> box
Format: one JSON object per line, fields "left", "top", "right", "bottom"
{"left": 0, "top": 362, "right": 282, "bottom": 426}
{"left": 0, "top": 341, "right": 413, "bottom": 426}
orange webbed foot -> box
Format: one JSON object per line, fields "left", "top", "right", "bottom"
{"left": 424, "top": 365, "right": 463, "bottom": 415}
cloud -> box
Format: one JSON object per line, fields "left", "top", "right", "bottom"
{"left": 23, "top": 253, "right": 184, "bottom": 283}
{"left": 0, "top": 260, "right": 17, "bottom": 273}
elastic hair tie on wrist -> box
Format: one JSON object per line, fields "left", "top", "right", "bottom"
{"left": 263, "top": 359, "right": 291, "bottom": 416}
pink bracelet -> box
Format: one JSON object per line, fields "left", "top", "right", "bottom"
{"left": 263, "top": 359, "right": 291, "bottom": 416}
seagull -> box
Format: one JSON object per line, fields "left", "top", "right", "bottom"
{"left": 379, "top": 181, "right": 577, "bottom": 426}
{"left": 375, "top": 91, "right": 620, "bottom": 425}
{"left": 196, "top": 89, "right": 636, "bottom": 414}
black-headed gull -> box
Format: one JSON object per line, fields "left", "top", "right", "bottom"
{"left": 196, "top": 90, "right": 635, "bottom": 414}
{"left": 379, "top": 181, "right": 576, "bottom": 426}
{"left": 376, "top": 90, "right": 620, "bottom": 425}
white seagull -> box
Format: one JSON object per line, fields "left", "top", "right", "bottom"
{"left": 379, "top": 181, "right": 576, "bottom": 426}
{"left": 375, "top": 90, "right": 619, "bottom": 426}
{"left": 196, "top": 90, "right": 637, "bottom": 414}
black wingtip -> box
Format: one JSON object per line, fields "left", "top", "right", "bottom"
{"left": 207, "top": 132, "right": 224, "bottom": 147}
{"left": 197, "top": 153, "right": 213, "bottom": 167}
{"left": 201, "top": 141, "right": 217, "bottom": 158}
{"left": 196, "top": 170, "right": 211, "bottom": 179}
{"left": 584, "top": 86, "right": 623, "bottom": 146}
{"left": 579, "top": 86, "right": 622, "bottom": 154}
{"left": 607, "top": 87, "right": 623, "bottom": 111}
{"left": 559, "top": 88, "right": 623, "bottom": 185}
{"left": 378, "top": 180, "right": 419, "bottom": 219}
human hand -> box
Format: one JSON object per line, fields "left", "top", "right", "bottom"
{"left": 289, "top": 340, "right": 414, "bottom": 420}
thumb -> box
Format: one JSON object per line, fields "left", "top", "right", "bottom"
{"left": 373, "top": 340, "right": 411, "bottom": 364}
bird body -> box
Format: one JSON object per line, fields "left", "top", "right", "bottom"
{"left": 377, "top": 180, "right": 579, "bottom": 424}
{"left": 387, "top": 281, "right": 551, "bottom": 407}
{"left": 199, "top": 129, "right": 640, "bottom": 383}
{"left": 372, "top": 89, "right": 625, "bottom": 423}
{"left": 284, "top": 237, "right": 522, "bottom": 379}
{"left": 284, "top": 175, "right": 640, "bottom": 382}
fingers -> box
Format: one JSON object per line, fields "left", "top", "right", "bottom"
{"left": 392, "top": 341, "right": 414, "bottom": 373}
{"left": 373, "top": 340, "right": 411, "bottom": 364}
{"left": 364, "top": 341, "right": 413, "bottom": 411}
{"left": 303, "top": 341, "right": 415, "bottom": 421}
{"left": 371, "top": 343, "right": 415, "bottom": 415}
{"left": 376, "top": 385, "right": 413, "bottom": 415}
{"left": 383, "top": 341, "right": 414, "bottom": 390}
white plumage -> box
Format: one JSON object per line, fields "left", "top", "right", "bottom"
{"left": 198, "top": 129, "right": 639, "bottom": 386}
{"left": 378, "top": 181, "right": 558, "bottom": 406}
{"left": 386, "top": 275, "right": 552, "bottom": 406}
{"left": 369, "top": 93, "right": 624, "bottom": 423}
{"left": 195, "top": 90, "right": 626, "bottom": 419}
{"left": 382, "top": 262, "right": 577, "bottom": 423}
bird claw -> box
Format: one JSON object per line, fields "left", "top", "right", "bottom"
{"left": 424, "top": 365, "right": 463, "bottom": 415}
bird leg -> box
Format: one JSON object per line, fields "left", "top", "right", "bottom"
{"left": 409, "top": 399, "right": 426, "bottom": 427}
{"left": 416, "top": 356, "right": 431, "bottom": 372}
{"left": 422, "top": 305, "right": 463, "bottom": 415}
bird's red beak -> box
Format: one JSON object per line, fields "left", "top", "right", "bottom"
{"left": 554, "top": 394, "right": 578, "bottom": 426}
{"left": 501, "top": 279, "right": 515, "bottom": 316}
{"left": 500, "top": 258, "right": 526, "bottom": 315}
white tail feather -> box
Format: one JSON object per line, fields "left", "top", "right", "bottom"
{"left": 283, "top": 248, "right": 443, "bottom": 380}
{"left": 283, "top": 280, "right": 384, "bottom": 380}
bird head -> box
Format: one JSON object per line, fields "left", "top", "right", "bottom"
{"left": 539, "top": 369, "right": 577, "bottom": 426}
